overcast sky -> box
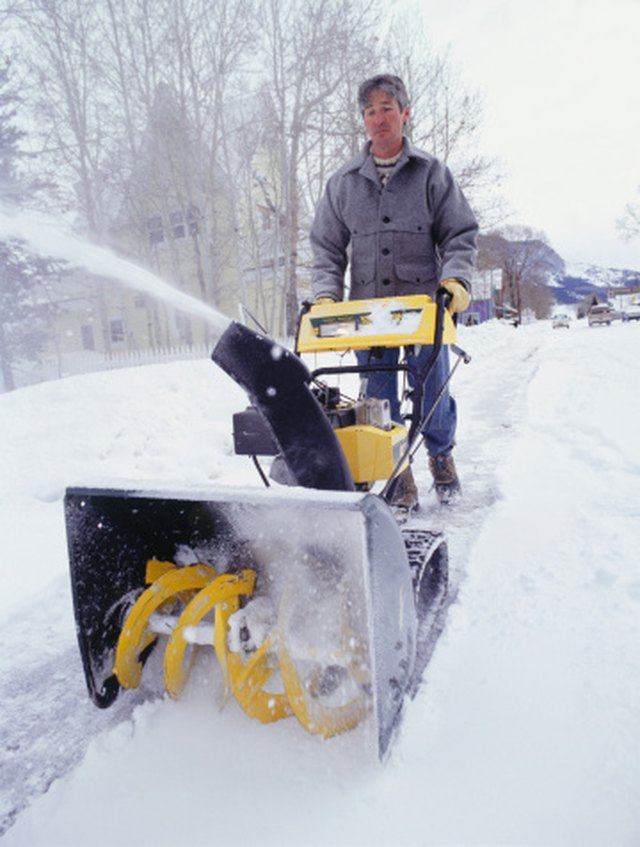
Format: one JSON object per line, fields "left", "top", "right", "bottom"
{"left": 407, "top": 0, "right": 640, "bottom": 270}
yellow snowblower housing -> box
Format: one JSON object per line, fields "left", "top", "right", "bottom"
{"left": 297, "top": 294, "right": 457, "bottom": 353}
{"left": 294, "top": 295, "right": 457, "bottom": 487}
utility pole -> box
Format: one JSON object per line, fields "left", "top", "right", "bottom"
{"left": 513, "top": 267, "right": 522, "bottom": 324}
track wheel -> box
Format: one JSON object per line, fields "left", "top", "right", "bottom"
{"left": 114, "top": 563, "right": 218, "bottom": 688}
{"left": 164, "top": 570, "right": 256, "bottom": 699}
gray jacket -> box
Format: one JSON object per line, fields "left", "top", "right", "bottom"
{"left": 310, "top": 140, "right": 478, "bottom": 301}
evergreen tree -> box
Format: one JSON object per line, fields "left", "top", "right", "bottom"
{"left": 0, "top": 59, "right": 25, "bottom": 199}
{"left": 0, "top": 59, "right": 55, "bottom": 391}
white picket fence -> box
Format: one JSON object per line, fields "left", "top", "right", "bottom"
{"left": 5, "top": 343, "right": 213, "bottom": 391}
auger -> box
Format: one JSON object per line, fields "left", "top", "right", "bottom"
{"left": 112, "top": 558, "right": 368, "bottom": 737}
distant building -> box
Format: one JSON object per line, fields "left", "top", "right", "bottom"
{"left": 467, "top": 267, "right": 502, "bottom": 323}
{"left": 41, "top": 84, "right": 244, "bottom": 372}
{"left": 607, "top": 285, "right": 640, "bottom": 313}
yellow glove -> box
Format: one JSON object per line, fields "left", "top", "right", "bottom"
{"left": 440, "top": 278, "right": 470, "bottom": 314}
{"left": 314, "top": 296, "right": 337, "bottom": 305}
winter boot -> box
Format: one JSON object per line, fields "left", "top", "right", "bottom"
{"left": 389, "top": 465, "right": 419, "bottom": 515}
{"left": 429, "top": 453, "right": 461, "bottom": 504}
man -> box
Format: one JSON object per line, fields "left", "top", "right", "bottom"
{"left": 310, "top": 73, "right": 478, "bottom": 508}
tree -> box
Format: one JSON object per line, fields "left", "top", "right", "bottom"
{"left": 0, "top": 59, "right": 57, "bottom": 391}
{"left": 479, "top": 226, "right": 562, "bottom": 320}
{"left": 0, "top": 59, "right": 24, "bottom": 200}
{"left": 382, "top": 14, "right": 506, "bottom": 229}
{"left": 617, "top": 187, "right": 640, "bottom": 242}
{"left": 6, "top": 0, "right": 503, "bottom": 348}
{"left": 255, "top": 0, "right": 384, "bottom": 335}
{"left": 12, "top": 0, "right": 255, "bottom": 344}
{"left": 13, "top": 0, "right": 115, "bottom": 234}
{"left": 100, "top": 0, "right": 256, "bottom": 310}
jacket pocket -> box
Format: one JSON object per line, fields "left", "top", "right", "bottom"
{"left": 350, "top": 233, "right": 376, "bottom": 287}
{"left": 393, "top": 231, "right": 436, "bottom": 286}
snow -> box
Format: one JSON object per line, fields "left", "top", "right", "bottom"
{"left": 311, "top": 298, "right": 425, "bottom": 342}
{"left": 0, "top": 204, "right": 230, "bottom": 336}
{"left": 1, "top": 318, "right": 640, "bottom": 846}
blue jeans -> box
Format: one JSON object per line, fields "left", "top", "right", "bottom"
{"left": 355, "top": 346, "right": 456, "bottom": 457}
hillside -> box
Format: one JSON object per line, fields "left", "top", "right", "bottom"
{"left": 554, "top": 262, "right": 640, "bottom": 304}
{"left": 477, "top": 232, "right": 639, "bottom": 308}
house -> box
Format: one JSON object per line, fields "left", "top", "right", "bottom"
{"left": 8, "top": 86, "right": 312, "bottom": 388}
{"left": 42, "top": 84, "right": 244, "bottom": 373}
{"left": 466, "top": 267, "right": 503, "bottom": 323}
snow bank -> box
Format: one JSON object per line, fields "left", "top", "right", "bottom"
{"left": 1, "top": 318, "right": 639, "bottom": 846}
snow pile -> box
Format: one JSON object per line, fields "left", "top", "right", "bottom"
{"left": 1, "top": 318, "right": 639, "bottom": 846}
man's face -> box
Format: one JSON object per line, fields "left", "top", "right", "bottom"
{"left": 363, "top": 88, "right": 409, "bottom": 158}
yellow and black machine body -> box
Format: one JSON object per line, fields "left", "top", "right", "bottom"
{"left": 294, "top": 293, "right": 460, "bottom": 495}
{"left": 64, "top": 292, "right": 466, "bottom": 761}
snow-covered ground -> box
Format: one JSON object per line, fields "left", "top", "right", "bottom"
{"left": 1, "top": 316, "right": 639, "bottom": 846}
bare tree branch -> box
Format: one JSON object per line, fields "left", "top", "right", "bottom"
{"left": 617, "top": 187, "right": 640, "bottom": 242}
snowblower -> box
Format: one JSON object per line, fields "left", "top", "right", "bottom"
{"left": 64, "top": 290, "right": 469, "bottom": 760}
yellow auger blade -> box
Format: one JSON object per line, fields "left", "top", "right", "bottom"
{"left": 114, "top": 564, "right": 218, "bottom": 689}
{"left": 227, "top": 634, "right": 293, "bottom": 723}
{"left": 278, "top": 642, "right": 369, "bottom": 738}
{"left": 145, "top": 559, "right": 179, "bottom": 582}
{"left": 277, "top": 583, "right": 370, "bottom": 739}
{"left": 164, "top": 570, "right": 256, "bottom": 699}
{"left": 211, "top": 578, "right": 292, "bottom": 723}
{"left": 213, "top": 593, "right": 241, "bottom": 706}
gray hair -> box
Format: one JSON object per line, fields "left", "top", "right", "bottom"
{"left": 357, "top": 74, "right": 409, "bottom": 112}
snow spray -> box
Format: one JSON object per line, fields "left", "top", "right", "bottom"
{"left": 0, "top": 204, "right": 231, "bottom": 338}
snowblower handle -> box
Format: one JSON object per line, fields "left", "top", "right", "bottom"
{"left": 380, "top": 289, "right": 451, "bottom": 504}
{"left": 436, "top": 284, "right": 453, "bottom": 313}
{"left": 436, "top": 283, "right": 454, "bottom": 338}
{"left": 406, "top": 287, "right": 449, "bottom": 442}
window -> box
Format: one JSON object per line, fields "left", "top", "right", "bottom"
{"left": 147, "top": 215, "right": 164, "bottom": 245}
{"left": 110, "top": 318, "right": 125, "bottom": 344}
{"left": 186, "top": 205, "right": 200, "bottom": 236}
{"left": 80, "top": 324, "right": 95, "bottom": 351}
{"left": 146, "top": 207, "right": 199, "bottom": 244}
{"left": 258, "top": 205, "right": 273, "bottom": 231}
{"left": 169, "top": 209, "right": 186, "bottom": 239}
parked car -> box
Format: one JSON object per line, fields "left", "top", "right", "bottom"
{"left": 622, "top": 304, "right": 640, "bottom": 322}
{"left": 588, "top": 304, "right": 612, "bottom": 327}
{"left": 552, "top": 314, "right": 570, "bottom": 329}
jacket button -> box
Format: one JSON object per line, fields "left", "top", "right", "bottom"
{"left": 382, "top": 278, "right": 391, "bottom": 286}
{"left": 382, "top": 247, "right": 390, "bottom": 255}
{"left": 382, "top": 216, "right": 391, "bottom": 223}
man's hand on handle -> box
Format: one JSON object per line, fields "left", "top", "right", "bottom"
{"left": 439, "top": 278, "right": 470, "bottom": 314}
